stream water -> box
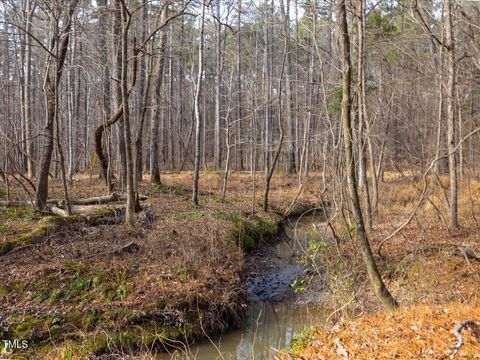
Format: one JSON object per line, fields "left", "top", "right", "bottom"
{"left": 159, "top": 212, "right": 327, "bottom": 360}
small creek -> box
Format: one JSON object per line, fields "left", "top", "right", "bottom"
{"left": 160, "top": 212, "right": 328, "bottom": 360}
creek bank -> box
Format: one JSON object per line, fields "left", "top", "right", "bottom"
{"left": 0, "top": 190, "right": 321, "bottom": 358}
{"left": 168, "top": 211, "right": 328, "bottom": 360}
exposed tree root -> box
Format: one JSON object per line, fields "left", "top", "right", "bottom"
{"left": 450, "top": 320, "right": 480, "bottom": 358}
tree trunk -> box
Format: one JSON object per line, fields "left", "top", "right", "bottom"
{"left": 35, "top": 0, "right": 79, "bottom": 210}
{"left": 192, "top": 0, "right": 206, "bottom": 206}
{"left": 444, "top": 0, "right": 458, "bottom": 229}
{"left": 135, "top": 23, "right": 153, "bottom": 183}
{"left": 24, "top": 0, "right": 35, "bottom": 179}
{"left": 356, "top": 0, "right": 372, "bottom": 230}
{"left": 214, "top": 0, "right": 223, "bottom": 171}
{"left": 280, "top": 0, "right": 296, "bottom": 173}
{"left": 149, "top": 3, "right": 169, "bottom": 184}
{"left": 113, "top": 0, "right": 127, "bottom": 187}
{"left": 120, "top": 1, "right": 136, "bottom": 226}
{"left": 337, "top": 0, "right": 398, "bottom": 310}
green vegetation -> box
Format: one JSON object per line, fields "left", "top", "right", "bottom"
{"left": 231, "top": 214, "right": 279, "bottom": 250}
{"left": 0, "top": 216, "right": 78, "bottom": 255}
{"left": 154, "top": 183, "right": 188, "bottom": 195}
{"left": 290, "top": 326, "right": 315, "bottom": 356}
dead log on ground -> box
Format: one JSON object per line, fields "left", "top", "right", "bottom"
{"left": 60, "top": 193, "right": 148, "bottom": 206}
{"left": 50, "top": 201, "right": 149, "bottom": 217}
{"left": 0, "top": 199, "right": 59, "bottom": 207}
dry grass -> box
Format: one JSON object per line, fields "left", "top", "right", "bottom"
{"left": 299, "top": 304, "right": 480, "bottom": 359}
{"left": 293, "top": 173, "right": 480, "bottom": 359}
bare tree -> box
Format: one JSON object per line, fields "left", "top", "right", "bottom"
{"left": 35, "top": 0, "right": 80, "bottom": 210}
{"left": 337, "top": 0, "right": 398, "bottom": 310}
{"left": 192, "top": 0, "right": 206, "bottom": 206}
{"left": 119, "top": 0, "right": 137, "bottom": 226}
{"left": 444, "top": 0, "right": 458, "bottom": 229}
{"left": 149, "top": 2, "right": 169, "bottom": 184}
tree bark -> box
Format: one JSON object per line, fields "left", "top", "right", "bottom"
{"left": 214, "top": 0, "right": 223, "bottom": 170}
{"left": 356, "top": 0, "right": 373, "bottom": 230}
{"left": 337, "top": 0, "right": 398, "bottom": 310}
{"left": 24, "top": 0, "right": 35, "bottom": 179}
{"left": 149, "top": 3, "right": 169, "bottom": 184}
{"left": 280, "top": 0, "right": 296, "bottom": 173}
{"left": 120, "top": 1, "right": 136, "bottom": 226}
{"left": 444, "top": 0, "right": 458, "bottom": 229}
{"left": 35, "top": 0, "right": 79, "bottom": 210}
{"left": 113, "top": 0, "right": 127, "bottom": 187}
{"left": 192, "top": 0, "right": 206, "bottom": 206}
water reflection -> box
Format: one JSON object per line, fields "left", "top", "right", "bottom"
{"left": 163, "top": 301, "right": 324, "bottom": 360}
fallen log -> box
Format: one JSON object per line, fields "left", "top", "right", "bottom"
{"left": 0, "top": 199, "right": 59, "bottom": 207}
{"left": 49, "top": 204, "right": 126, "bottom": 217}
{"left": 48, "top": 205, "right": 69, "bottom": 217}
{"left": 49, "top": 201, "right": 149, "bottom": 217}
{"left": 69, "top": 193, "right": 120, "bottom": 205}
{"left": 61, "top": 193, "right": 148, "bottom": 206}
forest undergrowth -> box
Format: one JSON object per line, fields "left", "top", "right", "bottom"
{"left": 0, "top": 171, "right": 318, "bottom": 359}
{"left": 291, "top": 172, "right": 480, "bottom": 359}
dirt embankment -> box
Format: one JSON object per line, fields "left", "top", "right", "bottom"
{"left": 0, "top": 172, "right": 320, "bottom": 358}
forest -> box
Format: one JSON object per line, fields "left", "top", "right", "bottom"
{"left": 1, "top": 0, "right": 480, "bottom": 358}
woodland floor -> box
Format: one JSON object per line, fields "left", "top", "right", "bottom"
{"left": 0, "top": 171, "right": 318, "bottom": 359}
{"left": 2, "top": 171, "right": 480, "bottom": 359}
{"left": 291, "top": 172, "right": 480, "bottom": 359}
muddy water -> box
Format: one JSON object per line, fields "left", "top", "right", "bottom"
{"left": 160, "top": 212, "right": 327, "bottom": 360}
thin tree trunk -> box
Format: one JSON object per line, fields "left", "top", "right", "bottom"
{"left": 35, "top": 0, "right": 79, "bottom": 210}
{"left": 149, "top": 3, "right": 169, "bottom": 184}
{"left": 444, "top": 0, "right": 458, "bottom": 229}
{"left": 24, "top": 0, "right": 35, "bottom": 179}
{"left": 337, "top": 0, "right": 398, "bottom": 310}
{"left": 192, "top": 0, "right": 206, "bottom": 206}
{"left": 113, "top": 0, "right": 127, "bottom": 187}
{"left": 356, "top": 0, "right": 372, "bottom": 230}
{"left": 214, "top": 0, "right": 223, "bottom": 170}
{"left": 120, "top": 1, "right": 136, "bottom": 226}
{"left": 280, "top": 0, "right": 296, "bottom": 173}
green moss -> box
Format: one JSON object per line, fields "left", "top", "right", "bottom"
{"left": 0, "top": 215, "right": 79, "bottom": 255}
{"left": 0, "top": 206, "right": 39, "bottom": 221}
{"left": 231, "top": 214, "right": 279, "bottom": 250}
{"left": 64, "top": 310, "right": 98, "bottom": 332}
{"left": 92, "top": 207, "right": 115, "bottom": 216}
{"left": 6, "top": 305, "right": 203, "bottom": 358}
{"left": 0, "top": 285, "right": 7, "bottom": 300}
{"left": 0, "top": 223, "right": 11, "bottom": 234}
{"left": 154, "top": 183, "right": 188, "bottom": 195}
{"left": 63, "top": 260, "right": 86, "bottom": 274}
{"left": 9, "top": 315, "right": 57, "bottom": 342}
